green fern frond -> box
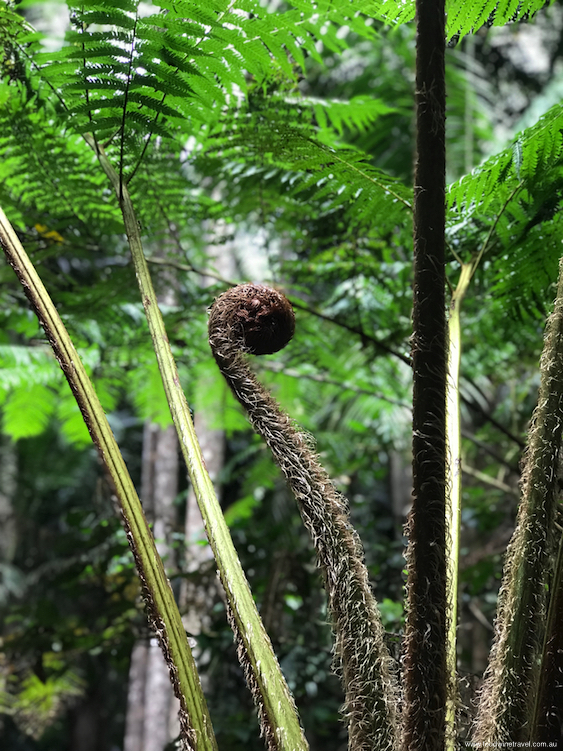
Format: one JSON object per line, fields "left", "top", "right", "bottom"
{"left": 64, "top": 29, "right": 133, "bottom": 45}
{"left": 0, "top": 120, "right": 116, "bottom": 229}
{"left": 290, "top": 95, "right": 395, "bottom": 136}
{"left": 491, "top": 217, "right": 562, "bottom": 315}
{"left": 73, "top": 8, "right": 137, "bottom": 30}
{"left": 203, "top": 75, "right": 409, "bottom": 230}
{"left": 448, "top": 102, "right": 563, "bottom": 314}
{"left": 446, "top": 0, "right": 553, "bottom": 40}
{"left": 79, "top": 0, "right": 138, "bottom": 11}
{"left": 0, "top": 345, "right": 60, "bottom": 393}
{"left": 4, "top": 0, "right": 383, "bottom": 186}
{"left": 370, "top": 0, "right": 416, "bottom": 27}
{"left": 2, "top": 382, "right": 56, "bottom": 440}
{"left": 369, "top": 0, "right": 555, "bottom": 41}
{"left": 448, "top": 102, "right": 563, "bottom": 215}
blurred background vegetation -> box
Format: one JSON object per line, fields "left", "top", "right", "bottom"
{"left": 1, "top": 0, "right": 563, "bottom": 748}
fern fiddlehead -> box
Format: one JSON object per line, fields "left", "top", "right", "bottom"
{"left": 208, "top": 283, "right": 398, "bottom": 751}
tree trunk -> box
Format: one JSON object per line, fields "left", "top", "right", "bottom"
{"left": 182, "top": 411, "right": 223, "bottom": 643}
{"left": 403, "top": 0, "right": 448, "bottom": 749}
{"left": 70, "top": 696, "right": 102, "bottom": 751}
{"left": 0, "top": 437, "right": 17, "bottom": 563}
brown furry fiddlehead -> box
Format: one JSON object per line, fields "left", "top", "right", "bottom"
{"left": 209, "top": 283, "right": 398, "bottom": 751}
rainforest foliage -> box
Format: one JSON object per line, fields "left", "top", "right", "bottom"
{"left": 1, "top": 0, "right": 563, "bottom": 749}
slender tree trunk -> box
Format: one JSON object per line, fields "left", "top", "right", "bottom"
{"left": 403, "top": 0, "right": 448, "bottom": 749}
{"left": 181, "top": 411, "right": 223, "bottom": 643}
{"left": 70, "top": 697, "right": 102, "bottom": 751}
{"left": 124, "top": 640, "right": 149, "bottom": 751}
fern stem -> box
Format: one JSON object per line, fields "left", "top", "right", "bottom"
{"left": 530, "top": 514, "right": 563, "bottom": 741}
{"left": 473, "top": 254, "right": 563, "bottom": 745}
{"left": 86, "top": 137, "right": 308, "bottom": 751}
{"left": 404, "top": 0, "right": 449, "bottom": 749}
{"left": 444, "top": 263, "right": 472, "bottom": 745}
{"left": 209, "top": 283, "right": 399, "bottom": 751}
{"left": 0, "top": 204, "right": 216, "bottom": 751}
{"left": 119, "top": 12, "right": 139, "bottom": 197}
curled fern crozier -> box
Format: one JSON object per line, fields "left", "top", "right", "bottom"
{"left": 209, "top": 283, "right": 398, "bottom": 751}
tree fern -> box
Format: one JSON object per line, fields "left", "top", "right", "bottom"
{"left": 4, "top": 2, "right": 563, "bottom": 745}
{"left": 10, "top": 0, "right": 379, "bottom": 179}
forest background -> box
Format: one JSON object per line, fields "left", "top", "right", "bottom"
{"left": 1, "top": 0, "right": 563, "bottom": 749}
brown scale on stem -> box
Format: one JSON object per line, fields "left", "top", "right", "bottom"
{"left": 209, "top": 283, "right": 399, "bottom": 751}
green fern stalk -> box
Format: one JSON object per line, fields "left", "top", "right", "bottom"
{"left": 473, "top": 254, "right": 563, "bottom": 745}
{"left": 85, "top": 136, "right": 308, "bottom": 751}
{"left": 0, "top": 204, "right": 217, "bottom": 751}
{"left": 444, "top": 264, "right": 472, "bottom": 748}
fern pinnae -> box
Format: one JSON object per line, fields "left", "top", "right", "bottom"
{"left": 126, "top": 2, "right": 235, "bottom": 182}
{"left": 376, "top": 0, "right": 556, "bottom": 42}
{"left": 473, "top": 180, "right": 524, "bottom": 267}
{"left": 310, "top": 139, "right": 413, "bottom": 211}
{"left": 117, "top": 10, "right": 139, "bottom": 192}
{"left": 208, "top": 283, "right": 399, "bottom": 751}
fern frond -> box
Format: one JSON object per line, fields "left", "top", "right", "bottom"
{"left": 446, "top": 0, "right": 554, "bottom": 40}
{"left": 199, "top": 73, "right": 410, "bottom": 232}
{"left": 0, "top": 345, "right": 60, "bottom": 392}
{"left": 214, "top": 130, "right": 411, "bottom": 233}
{"left": 448, "top": 102, "right": 563, "bottom": 314}
{"left": 369, "top": 0, "right": 555, "bottom": 42}
{"left": 4, "top": 0, "right": 384, "bottom": 187}
{"left": 74, "top": 8, "right": 138, "bottom": 30}
{"left": 291, "top": 95, "right": 395, "bottom": 136}
{"left": 79, "top": 0, "right": 138, "bottom": 11}
{"left": 448, "top": 102, "right": 563, "bottom": 215}
{"left": 0, "top": 86, "right": 123, "bottom": 244}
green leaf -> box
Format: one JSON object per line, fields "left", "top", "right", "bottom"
{"left": 3, "top": 383, "right": 55, "bottom": 440}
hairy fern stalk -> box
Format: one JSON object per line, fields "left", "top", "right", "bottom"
{"left": 474, "top": 254, "right": 563, "bottom": 745}
{"left": 208, "top": 283, "right": 399, "bottom": 751}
